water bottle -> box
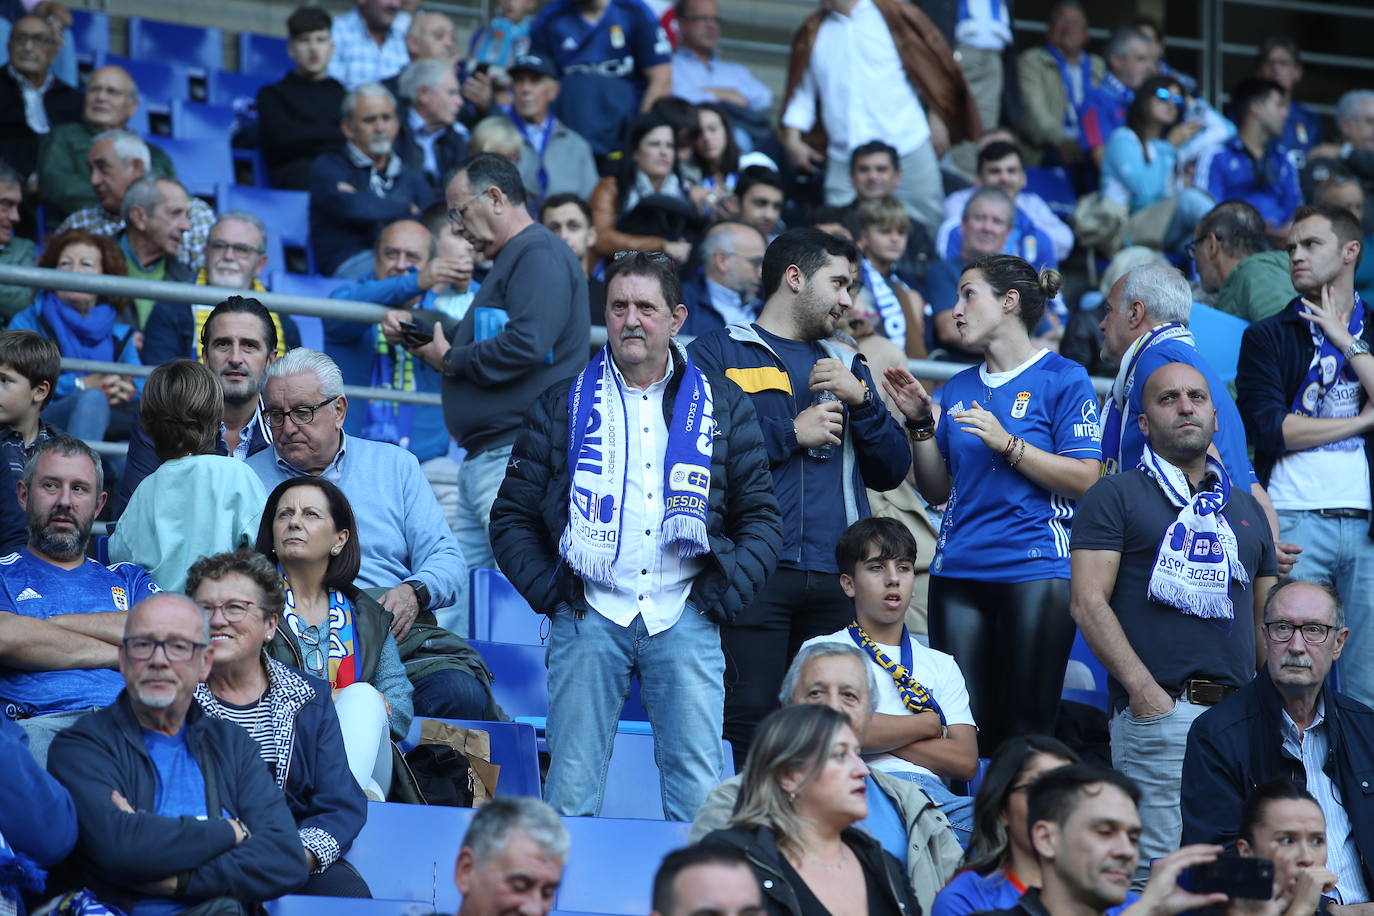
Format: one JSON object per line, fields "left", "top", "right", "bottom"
{"left": 806, "top": 390, "right": 840, "bottom": 460}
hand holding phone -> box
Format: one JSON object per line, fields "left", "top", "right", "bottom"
{"left": 398, "top": 320, "right": 434, "bottom": 349}
{"left": 1181, "top": 856, "right": 1275, "bottom": 901}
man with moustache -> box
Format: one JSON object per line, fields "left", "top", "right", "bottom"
{"left": 0, "top": 436, "right": 160, "bottom": 765}
{"left": 1072, "top": 363, "right": 1278, "bottom": 886}
{"left": 1237, "top": 203, "right": 1374, "bottom": 709}
{"left": 1183, "top": 580, "right": 1374, "bottom": 914}
{"left": 46, "top": 593, "right": 307, "bottom": 913}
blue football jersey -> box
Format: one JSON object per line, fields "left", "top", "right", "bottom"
{"left": 0, "top": 550, "right": 160, "bottom": 717}
{"left": 934, "top": 351, "right": 1102, "bottom": 582}
{"left": 530, "top": 0, "right": 670, "bottom": 88}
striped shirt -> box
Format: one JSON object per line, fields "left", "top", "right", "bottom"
{"left": 214, "top": 695, "right": 276, "bottom": 766}
{"left": 54, "top": 197, "right": 215, "bottom": 272}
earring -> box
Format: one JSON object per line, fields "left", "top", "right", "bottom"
{"left": 330, "top": 547, "right": 340, "bottom": 556}
{"left": 788, "top": 791, "right": 797, "bottom": 804}
{"left": 790, "top": 284, "right": 800, "bottom": 293}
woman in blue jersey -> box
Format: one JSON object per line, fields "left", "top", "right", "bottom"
{"left": 884, "top": 254, "right": 1102, "bottom": 755}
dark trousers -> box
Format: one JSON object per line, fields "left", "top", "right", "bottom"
{"left": 929, "top": 575, "right": 1074, "bottom": 758}
{"left": 302, "top": 858, "right": 371, "bottom": 897}
{"left": 722, "top": 567, "right": 853, "bottom": 769}
{"left": 411, "top": 669, "right": 497, "bottom": 721}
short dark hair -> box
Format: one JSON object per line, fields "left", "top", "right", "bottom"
{"left": 605, "top": 251, "right": 683, "bottom": 310}
{"left": 540, "top": 193, "right": 592, "bottom": 223}
{"left": 977, "top": 141, "right": 1023, "bottom": 173}
{"left": 200, "top": 295, "right": 277, "bottom": 356}
{"left": 849, "top": 140, "right": 899, "bottom": 173}
{"left": 0, "top": 330, "right": 60, "bottom": 407}
{"left": 140, "top": 359, "right": 223, "bottom": 461}
{"left": 1293, "top": 202, "right": 1364, "bottom": 250}
{"left": 761, "top": 227, "right": 858, "bottom": 300}
{"left": 964, "top": 735, "right": 1082, "bottom": 875}
{"left": 835, "top": 517, "right": 917, "bottom": 576}
{"left": 186, "top": 548, "right": 288, "bottom": 623}
{"left": 1195, "top": 200, "right": 1269, "bottom": 259}
{"left": 255, "top": 477, "right": 362, "bottom": 590}
{"left": 454, "top": 153, "right": 527, "bottom": 206}
{"left": 287, "top": 5, "right": 331, "bottom": 38}
{"left": 1231, "top": 77, "right": 1285, "bottom": 127}
{"left": 1257, "top": 37, "right": 1301, "bottom": 69}
{"left": 652, "top": 846, "right": 758, "bottom": 916}
{"left": 1027, "top": 765, "right": 1142, "bottom": 841}
{"left": 964, "top": 254, "right": 1062, "bottom": 334}
{"left": 1240, "top": 779, "right": 1320, "bottom": 847}
{"left": 735, "top": 165, "right": 784, "bottom": 201}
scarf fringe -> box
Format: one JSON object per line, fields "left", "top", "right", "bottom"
{"left": 558, "top": 529, "right": 620, "bottom": 586}
{"left": 662, "top": 513, "right": 709, "bottom": 558}
{"left": 1149, "top": 580, "right": 1235, "bottom": 620}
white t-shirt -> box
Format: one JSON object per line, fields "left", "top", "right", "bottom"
{"left": 1268, "top": 375, "right": 1372, "bottom": 511}
{"left": 801, "top": 629, "right": 976, "bottom": 778}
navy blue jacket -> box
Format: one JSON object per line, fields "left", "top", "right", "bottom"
{"left": 490, "top": 345, "right": 783, "bottom": 624}
{"left": 308, "top": 150, "right": 435, "bottom": 275}
{"left": 1182, "top": 668, "right": 1374, "bottom": 888}
{"left": 0, "top": 462, "right": 24, "bottom": 556}
{"left": 141, "top": 299, "right": 302, "bottom": 372}
{"left": 114, "top": 416, "right": 272, "bottom": 519}
{"left": 0, "top": 714, "right": 76, "bottom": 871}
{"left": 1236, "top": 298, "right": 1374, "bottom": 539}
{"left": 46, "top": 693, "right": 308, "bottom": 910}
{"left": 688, "top": 324, "right": 910, "bottom": 571}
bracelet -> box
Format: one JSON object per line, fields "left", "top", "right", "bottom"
{"left": 909, "top": 425, "right": 935, "bottom": 442}
{"left": 1345, "top": 338, "right": 1371, "bottom": 360}
{"left": 1008, "top": 437, "right": 1028, "bottom": 467}
{"left": 1001, "top": 435, "right": 1019, "bottom": 458}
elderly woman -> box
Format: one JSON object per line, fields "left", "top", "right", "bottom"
{"left": 10, "top": 229, "right": 140, "bottom": 444}
{"left": 256, "top": 476, "right": 414, "bottom": 802}
{"left": 190, "top": 549, "right": 370, "bottom": 898}
{"left": 109, "top": 360, "right": 265, "bottom": 591}
{"left": 701, "top": 704, "right": 919, "bottom": 916}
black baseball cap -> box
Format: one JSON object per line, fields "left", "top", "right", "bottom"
{"left": 510, "top": 52, "right": 558, "bottom": 80}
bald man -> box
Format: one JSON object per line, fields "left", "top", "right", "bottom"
{"left": 39, "top": 65, "right": 178, "bottom": 215}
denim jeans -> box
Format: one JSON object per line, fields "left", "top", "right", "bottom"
{"left": 546, "top": 604, "right": 725, "bottom": 821}
{"left": 411, "top": 668, "right": 495, "bottom": 721}
{"left": 1278, "top": 509, "right": 1374, "bottom": 708}
{"left": 883, "top": 770, "right": 975, "bottom": 848}
{"left": 440, "top": 444, "right": 513, "bottom": 636}
{"left": 45, "top": 388, "right": 111, "bottom": 443}
{"left": 1109, "top": 698, "right": 1210, "bottom": 888}
{"left": 17, "top": 709, "right": 94, "bottom": 768}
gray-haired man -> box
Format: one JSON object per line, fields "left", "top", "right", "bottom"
{"left": 454, "top": 797, "right": 570, "bottom": 916}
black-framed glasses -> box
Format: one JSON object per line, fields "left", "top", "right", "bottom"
{"left": 447, "top": 194, "right": 480, "bottom": 227}
{"left": 123, "top": 636, "right": 207, "bottom": 662}
{"left": 11, "top": 30, "right": 57, "bottom": 47}
{"left": 1264, "top": 621, "right": 1338, "bottom": 645}
{"left": 263, "top": 395, "right": 339, "bottom": 429}
{"left": 207, "top": 239, "right": 265, "bottom": 258}
{"left": 199, "top": 600, "right": 259, "bottom": 622}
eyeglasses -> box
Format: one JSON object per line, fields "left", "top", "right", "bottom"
{"left": 1264, "top": 621, "right": 1338, "bottom": 645}
{"left": 1183, "top": 239, "right": 1199, "bottom": 260}
{"left": 123, "top": 636, "right": 207, "bottom": 662}
{"left": 447, "top": 194, "right": 481, "bottom": 227}
{"left": 1153, "top": 87, "right": 1185, "bottom": 106}
{"left": 199, "top": 600, "right": 259, "bottom": 622}
{"left": 11, "top": 30, "right": 57, "bottom": 47}
{"left": 263, "top": 395, "right": 339, "bottom": 429}
{"left": 207, "top": 239, "right": 265, "bottom": 258}
{"left": 293, "top": 621, "right": 327, "bottom": 675}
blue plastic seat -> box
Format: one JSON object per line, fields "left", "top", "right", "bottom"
{"left": 97, "top": 53, "right": 189, "bottom": 107}
{"left": 171, "top": 99, "right": 236, "bottom": 141}
{"left": 69, "top": 9, "right": 109, "bottom": 67}
{"left": 558, "top": 817, "right": 692, "bottom": 914}
{"left": 208, "top": 68, "right": 273, "bottom": 108}
{"left": 128, "top": 17, "right": 224, "bottom": 72}
{"left": 599, "top": 731, "right": 735, "bottom": 820}
{"left": 1188, "top": 302, "right": 1249, "bottom": 384}
{"left": 471, "top": 639, "right": 649, "bottom": 726}
{"left": 346, "top": 802, "right": 473, "bottom": 912}
{"left": 1063, "top": 630, "right": 1110, "bottom": 712}
{"left": 151, "top": 136, "right": 233, "bottom": 201}
{"left": 470, "top": 567, "right": 544, "bottom": 643}
{"left": 218, "top": 184, "right": 313, "bottom": 273}
{"left": 398, "top": 717, "right": 542, "bottom": 799}
{"left": 1025, "top": 166, "right": 1076, "bottom": 219}
{"left": 239, "top": 32, "right": 290, "bottom": 76}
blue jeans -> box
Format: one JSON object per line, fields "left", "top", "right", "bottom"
{"left": 441, "top": 444, "right": 512, "bottom": 636}
{"left": 411, "top": 668, "right": 496, "bottom": 721}
{"left": 45, "top": 388, "right": 111, "bottom": 443}
{"left": 1278, "top": 509, "right": 1374, "bottom": 708}
{"left": 546, "top": 604, "right": 725, "bottom": 821}
{"left": 884, "top": 770, "right": 975, "bottom": 849}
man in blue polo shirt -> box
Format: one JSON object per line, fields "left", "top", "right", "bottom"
{"left": 1079, "top": 26, "right": 1158, "bottom": 166}
{"left": 0, "top": 436, "right": 160, "bottom": 765}
{"left": 1195, "top": 78, "right": 1302, "bottom": 246}
{"left": 529, "top": 0, "right": 672, "bottom": 160}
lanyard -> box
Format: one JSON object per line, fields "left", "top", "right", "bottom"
{"left": 1046, "top": 45, "right": 1093, "bottom": 129}
{"left": 511, "top": 110, "right": 557, "bottom": 194}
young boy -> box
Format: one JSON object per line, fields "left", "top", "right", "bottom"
{"left": 468, "top": 0, "right": 536, "bottom": 68}
{"left": 0, "top": 330, "right": 60, "bottom": 479}
{"left": 801, "top": 516, "right": 978, "bottom": 846}
{"left": 256, "top": 6, "right": 347, "bottom": 191}
{"left": 855, "top": 196, "right": 927, "bottom": 358}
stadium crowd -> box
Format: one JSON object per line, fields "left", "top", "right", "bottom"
{"left": 2, "top": 0, "right": 1374, "bottom": 913}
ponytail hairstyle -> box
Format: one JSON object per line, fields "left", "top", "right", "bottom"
{"left": 965, "top": 254, "right": 1062, "bottom": 334}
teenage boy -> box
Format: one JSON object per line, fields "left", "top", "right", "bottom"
{"left": 0, "top": 330, "right": 60, "bottom": 478}
{"left": 734, "top": 166, "right": 785, "bottom": 243}
{"left": 855, "top": 197, "right": 927, "bottom": 359}
{"left": 800, "top": 516, "right": 978, "bottom": 846}
{"left": 257, "top": 6, "right": 348, "bottom": 191}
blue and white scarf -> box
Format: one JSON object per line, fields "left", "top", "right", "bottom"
{"left": 860, "top": 259, "right": 907, "bottom": 346}
{"left": 1292, "top": 295, "right": 1365, "bottom": 416}
{"left": 1140, "top": 444, "right": 1249, "bottom": 620}
{"left": 561, "top": 342, "right": 714, "bottom": 586}
{"left": 1100, "top": 322, "right": 1193, "bottom": 474}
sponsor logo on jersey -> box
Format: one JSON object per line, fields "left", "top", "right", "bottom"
{"left": 15, "top": 587, "right": 41, "bottom": 601}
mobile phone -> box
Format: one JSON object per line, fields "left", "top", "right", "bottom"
{"left": 474, "top": 62, "right": 490, "bottom": 77}
{"left": 1181, "top": 856, "right": 1274, "bottom": 901}
{"left": 398, "top": 320, "right": 433, "bottom": 348}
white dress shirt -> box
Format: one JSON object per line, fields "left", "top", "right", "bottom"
{"left": 706, "top": 277, "right": 758, "bottom": 327}
{"left": 781, "top": 0, "right": 930, "bottom": 161}
{"left": 584, "top": 355, "right": 704, "bottom": 636}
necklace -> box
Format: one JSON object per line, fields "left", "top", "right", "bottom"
{"left": 803, "top": 849, "right": 847, "bottom": 870}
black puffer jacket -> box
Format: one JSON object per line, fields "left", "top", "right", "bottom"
{"left": 490, "top": 346, "right": 783, "bottom": 624}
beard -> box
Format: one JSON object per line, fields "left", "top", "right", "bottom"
{"left": 207, "top": 262, "right": 248, "bottom": 289}
{"left": 29, "top": 510, "right": 90, "bottom": 561}
{"left": 366, "top": 136, "right": 394, "bottom": 157}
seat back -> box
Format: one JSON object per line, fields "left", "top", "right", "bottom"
{"left": 599, "top": 731, "right": 734, "bottom": 820}
{"left": 153, "top": 136, "right": 234, "bottom": 200}
{"left": 398, "top": 717, "right": 542, "bottom": 799}
{"left": 469, "top": 639, "right": 550, "bottom": 719}
{"left": 346, "top": 802, "right": 473, "bottom": 912}
{"left": 267, "top": 898, "right": 435, "bottom": 916}
{"left": 97, "top": 53, "right": 189, "bottom": 107}
{"left": 217, "top": 184, "right": 311, "bottom": 270}
{"left": 208, "top": 68, "right": 273, "bottom": 108}
{"left": 469, "top": 568, "right": 543, "bottom": 643}
{"left": 1025, "top": 166, "right": 1077, "bottom": 219}
{"left": 238, "top": 32, "right": 291, "bottom": 76}
{"left": 171, "top": 99, "right": 237, "bottom": 141}
{"left": 558, "top": 817, "right": 692, "bottom": 914}
{"left": 127, "top": 17, "right": 224, "bottom": 72}
{"left": 69, "top": 9, "right": 109, "bottom": 66}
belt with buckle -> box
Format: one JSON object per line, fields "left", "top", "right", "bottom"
{"left": 1314, "top": 507, "right": 1371, "bottom": 519}
{"left": 1182, "top": 679, "right": 1238, "bottom": 706}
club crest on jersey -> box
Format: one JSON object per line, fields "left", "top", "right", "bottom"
{"left": 1011, "top": 391, "right": 1031, "bottom": 418}
{"left": 610, "top": 25, "right": 625, "bottom": 48}
{"left": 111, "top": 586, "right": 129, "bottom": 611}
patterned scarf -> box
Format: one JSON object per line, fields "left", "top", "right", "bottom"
{"left": 280, "top": 571, "right": 358, "bottom": 688}
{"left": 1291, "top": 294, "right": 1365, "bottom": 416}
{"left": 860, "top": 258, "right": 907, "bottom": 346}
{"left": 1100, "top": 322, "right": 1193, "bottom": 474}
{"left": 846, "top": 622, "right": 945, "bottom": 722}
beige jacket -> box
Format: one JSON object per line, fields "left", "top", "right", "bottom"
{"left": 1017, "top": 45, "right": 1106, "bottom": 149}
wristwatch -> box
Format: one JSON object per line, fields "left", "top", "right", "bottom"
{"left": 905, "top": 416, "right": 936, "bottom": 441}
{"left": 1345, "top": 338, "right": 1371, "bottom": 360}
{"left": 403, "top": 579, "right": 431, "bottom": 610}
